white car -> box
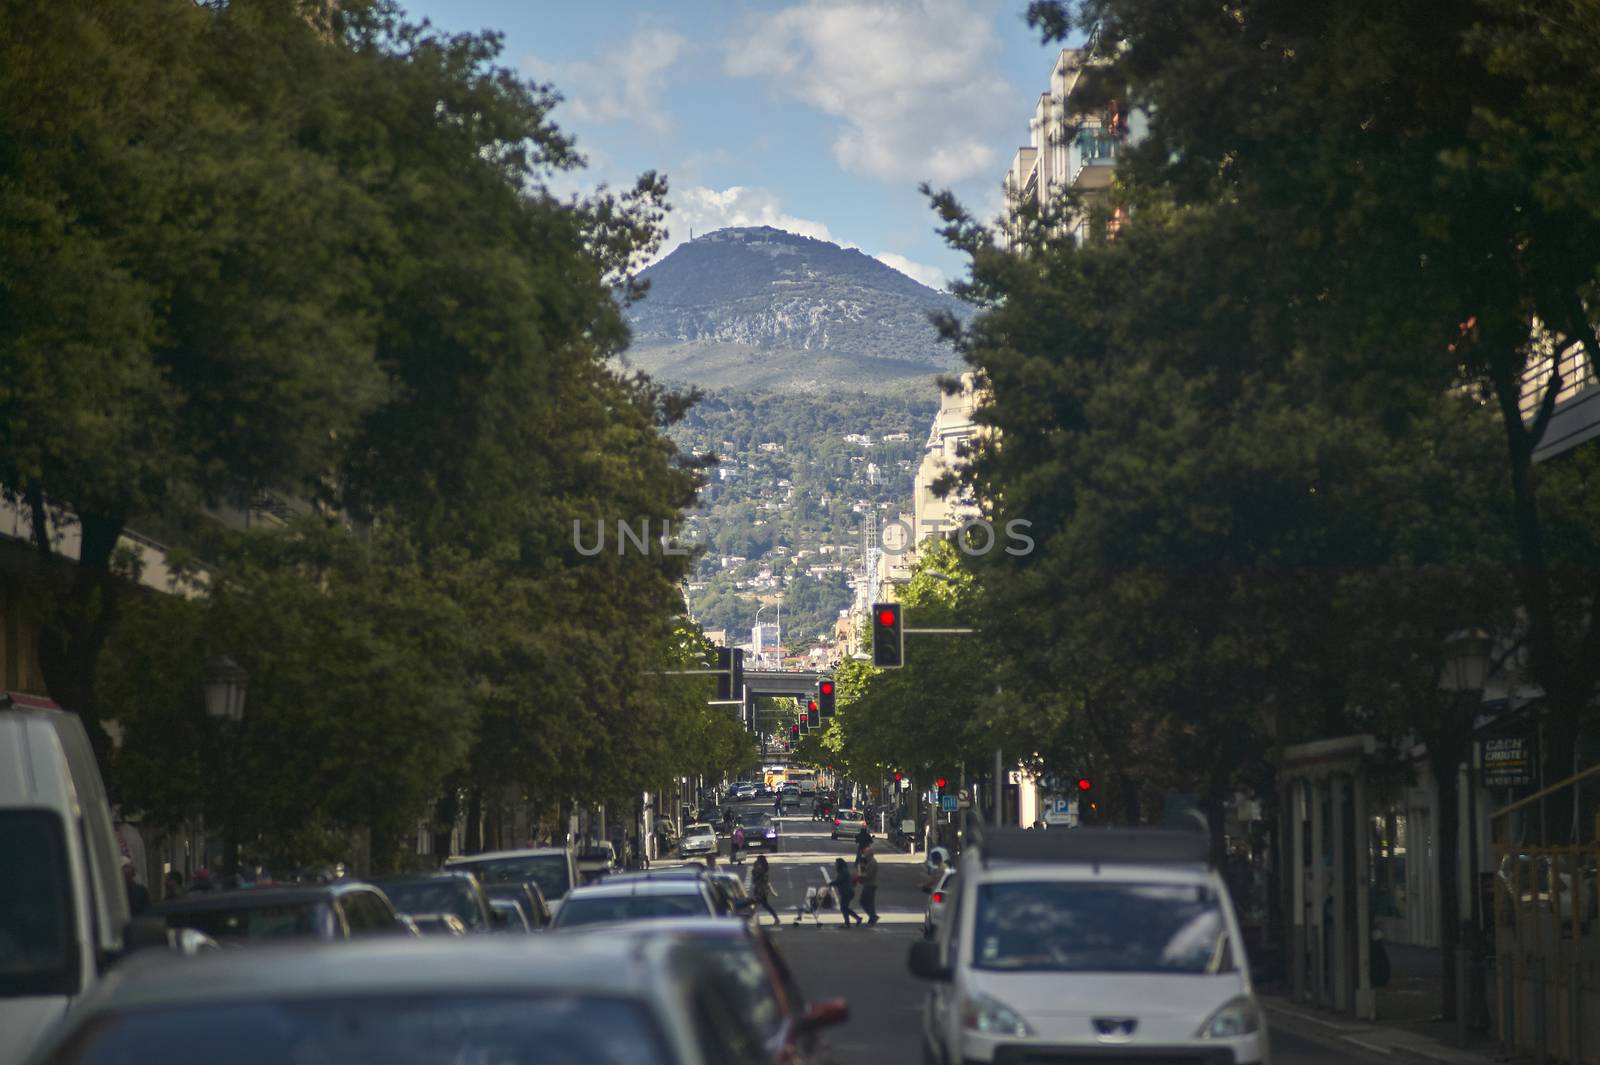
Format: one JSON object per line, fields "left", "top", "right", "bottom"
{"left": 911, "top": 827, "right": 1268, "bottom": 1065}
{"left": 922, "top": 868, "right": 957, "bottom": 939}
{"left": 679, "top": 823, "right": 719, "bottom": 857}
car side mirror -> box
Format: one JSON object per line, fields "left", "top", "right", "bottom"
{"left": 800, "top": 998, "right": 850, "bottom": 1030}
{"left": 908, "top": 939, "right": 951, "bottom": 981}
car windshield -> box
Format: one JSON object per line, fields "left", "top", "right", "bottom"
{"left": 0, "top": 811, "right": 76, "bottom": 997}
{"left": 452, "top": 856, "right": 572, "bottom": 902}
{"left": 55, "top": 994, "right": 670, "bottom": 1065}
{"left": 686, "top": 827, "right": 715, "bottom": 840}
{"left": 161, "top": 901, "right": 329, "bottom": 943}
{"left": 553, "top": 893, "right": 709, "bottom": 928}
{"left": 379, "top": 882, "right": 484, "bottom": 930}
{"left": 973, "top": 881, "right": 1230, "bottom": 974}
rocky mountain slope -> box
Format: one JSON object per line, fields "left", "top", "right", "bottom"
{"left": 620, "top": 226, "right": 966, "bottom": 392}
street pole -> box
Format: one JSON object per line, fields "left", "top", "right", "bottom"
{"left": 994, "top": 747, "right": 1004, "bottom": 827}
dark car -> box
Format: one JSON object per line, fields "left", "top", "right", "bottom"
{"left": 583, "top": 917, "right": 850, "bottom": 1064}
{"left": 485, "top": 881, "right": 552, "bottom": 930}
{"left": 147, "top": 882, "right": 406, "bottom": 945}
{"left": 738, "top": 810, "right": 780, "bottom": 851}
{"left": 372, "top": 871, "right": 493, "bottom": 935}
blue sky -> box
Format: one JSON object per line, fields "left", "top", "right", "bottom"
{"left": 406, "top": 1, "right": 1068, "bottom": 289}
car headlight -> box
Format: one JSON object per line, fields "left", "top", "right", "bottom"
{"left": 961, "top": 992, "right": 1033, "bottom": 1038}
{"left": 1196, "top": 996, "right": 1261, "bottom": 1038}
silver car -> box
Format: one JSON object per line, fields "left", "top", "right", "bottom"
{"left": 22, "top": 936, "right": 780, "bottom": 1065}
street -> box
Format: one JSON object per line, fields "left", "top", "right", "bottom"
{"left": 704, "top": 799, "right": 1352, "bottom": 1065}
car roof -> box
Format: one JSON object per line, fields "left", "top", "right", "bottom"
{"left": 607, "top": 868, "right": 708, "bottom": 882}
{"left": 65, "top": 937, "right": 663, "bottom": 1015}
{"left": 565, "top": 879, "right": 709, "bottom": 899}
{"left": 575, "top": 916, "right": 755, "bottom": 942}
{"left": 148, "top": 883, "right": 374, "bottom": 913}
{"left": 445, "top": 848, "right": 569, "bottom": 863}
{"left": 684, "top": 822, "right": 716, "bottom": 832}
{"left": 371, "top": 871, "right": 480, "bottom": 887}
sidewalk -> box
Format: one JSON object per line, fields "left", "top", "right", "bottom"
{"left": 1264, "top": 944, "right": 1512, "bottom": 1064}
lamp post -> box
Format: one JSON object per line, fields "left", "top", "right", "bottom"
{"left": 1439, "top": 629, "right": 1492, "bottom": 1036}
{"left": 203, "top": 655, "right": 248, "bottom": 882}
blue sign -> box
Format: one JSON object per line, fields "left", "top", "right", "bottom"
{"left": 941, "top": 795, "right": 958, "bottom": 812}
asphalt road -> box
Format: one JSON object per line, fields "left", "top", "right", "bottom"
{"left": 689, "top": 796, "right": 1366, "bottom": 1065}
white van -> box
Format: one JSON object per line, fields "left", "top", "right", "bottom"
{"left": 910, "top": 825, "right": 1268, "bottom": 1065}
{"left": 0, "top": 706, "right": 132, "bottom": 1062}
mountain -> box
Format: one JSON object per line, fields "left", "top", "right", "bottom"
{"left": 619, "top": 226, "right": 967, "bottom": 393}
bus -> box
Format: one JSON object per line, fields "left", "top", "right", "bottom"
{"left": 783, "top": 767, "right": 818, "bottom": 795}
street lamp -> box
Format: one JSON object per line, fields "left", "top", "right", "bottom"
{"left": 1439, "top": 629, "right": 1492, "bottom": 1036}
{"left": 203, "top": 655, "right": 249, "bottom": 723}
{"left": 202, "top": 655, "right": 248, "bottom": 883}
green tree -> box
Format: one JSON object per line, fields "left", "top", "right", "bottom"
{"left": 0, "top": 0, "right": 392, "bottom": 757}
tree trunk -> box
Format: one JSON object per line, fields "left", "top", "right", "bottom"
{"left": 465, "top": 789, "right": 483, "bottom": 853}
{"left": 27, "top": 491, "right": 128, "bottom": 774}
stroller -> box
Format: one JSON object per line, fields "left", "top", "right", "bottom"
{"left": 794, "top": 865, "right": 838, "bottom": 925}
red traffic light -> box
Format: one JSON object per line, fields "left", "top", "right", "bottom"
{"left": 893, "top": 772, "right": 901, "bottom": 782}
{"left": 1076, "top": 778, "right": 1092, "bottom": 791}
{"left": 808, "top": 699, "right": 817, "bottom": 711}
{"left": 819, "top": 680, "right": 834, "bottom": 695}
{"left": 876, "top": 606, "right": 897, "bottom": 625}
{"left": 936, "top": 777, "right": 947, "bottom": 789}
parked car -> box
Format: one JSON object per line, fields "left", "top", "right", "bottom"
{"left": 372, "top": 871, "right": 493, "bottom": 934}
{"left": 577, "top": 841, "right": 620, "bottom": 883}
{"left": 409, "top": 912, "right": 468, "bottom": 935}
{"left": 607, "top": 868, "right": 749, "bottom": 919}
{"left": 680, "top": 822, "right": 719, "bottom": 858}
{"left": 580, "top": 918, "right": 850, "bottom": 1064}
{"left": 445, "top": 846, "right": 579, "bottom": 918}
{"left": 148, "top": 882, "right": 407, "bottom": 945}
{"left": 0, "top": 703, "right": 133, "bottom": 1064}
{"left": 489, "top": 897, "right": 532, "bottom": 932}
{"left": 21, "top": 936, "right": 790, "bottom": 1065}
{"left": 485, "top": 881, "right": 552, "bottom": 930}
{"left": 549, "top": 878, "right": 721, "bottom": 930}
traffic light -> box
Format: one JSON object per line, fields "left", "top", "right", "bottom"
{"left": 871, "top": 602, "right": 904, "bottom": 668}
{"left": 893, "top": 771, "right": 901, "bottom": 782}
{"left": 1076, "top": 778, "right": 1093, "bottom": 792}
{"left": 806, "top": 698, "right": 819, "bottom": 729}
{"left": 790, "top": 723, "right": 800, "bottom": 743}
{"left": 936, "top": 777, "right": 947, "bottom": 790}
{"left": 715, "top": 647, "right": 745, "bottom": 702}
{"left": 817, "top": 678, "right": 836, "bottom": 718}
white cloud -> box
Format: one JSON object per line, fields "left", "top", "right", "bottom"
{"left": 527, "top": 28, "right": 687, "bottom": 136}
{"left": 657, "top": 185, "right": 843, "bottom": 260}
{"left": 875, "top": 252, "right": 948, "bottom": 290}
{"left": 724, "top": 0, "right": 1012, "bottom": 185}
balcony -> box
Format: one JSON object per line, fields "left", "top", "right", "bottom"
{"left": 1070, "top": 127, "right": 1118, "bottom": 188}
{"left": 1523, "top": 341, "right": 1600, "bottom": 462}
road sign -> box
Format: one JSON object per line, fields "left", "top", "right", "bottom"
{"left": 941, "top": 795, "right": 958, "bottom": 812}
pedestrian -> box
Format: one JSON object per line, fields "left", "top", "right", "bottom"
{"left": 856, "top": 843, "right": 880, "bottom": 925}
{"left": 121, "top": 857, "right": 150, "bottom": 916}
{"left": 831, "top": 857, "right": 862, "bottom": 926}
{"left": 731, "top": 823, "right": 746, "bottom": 864}
{"left": 751, "top": 856, "right": 781, "bottom": 925}
{"left": 855, "top": 820, "right": 872, "bottom": 858}
{"left": 163, "top": 869, "right": 186, "bottom": 900}
{"left": 774, "top": 791, "right": 784, "bottom": 815}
